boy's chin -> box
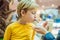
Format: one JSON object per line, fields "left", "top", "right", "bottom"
{"left": 28, "top": 21, "right": 34, "bottom": 23}
{"left": 27, "top": 19, "right": 35, "bottom": 23}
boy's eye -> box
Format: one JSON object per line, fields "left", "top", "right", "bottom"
{"left": 32, "top": 12, "right": 36, "bottom": 15}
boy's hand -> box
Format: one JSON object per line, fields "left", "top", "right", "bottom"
{"left": 33, "top": 26, "right": 48, "bottom": 34}
{"left": 43, "top": 21, "right": 48, "bottom": 29}
{"left": 43, "top": 21, "right": 48, "bottom": 27}
{"left": 32, "top": 21, "right": 48, "bottom": 34}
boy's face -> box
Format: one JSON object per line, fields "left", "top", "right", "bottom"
{"left": 22, "top": 9, "right": 37, "bottom": 23}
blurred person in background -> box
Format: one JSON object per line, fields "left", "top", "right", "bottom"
{"left": 0, "top": 0, "right": 9, "bottom": 37}
{"left": 0, "top": 16, "right": 6, "bottom": 38}
{"left": 6, "top": 0, "right": 19, "bottom": 25}
{"left": 0, "top": 0, "right": 15, "bottom": 37}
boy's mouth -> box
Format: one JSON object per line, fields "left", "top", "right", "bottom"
{"left": 34, "top": 19, "right": 37, "bottom": 21}
{"left": 34, "top": 19, "right": 39, "bottom": 22}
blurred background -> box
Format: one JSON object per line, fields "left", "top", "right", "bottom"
{"left": 0, "top": 0, "right": 60, "bottom": 40}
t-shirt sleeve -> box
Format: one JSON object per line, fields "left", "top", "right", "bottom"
{"left": 3, "top": 25, "right": 12, "bottom": 40}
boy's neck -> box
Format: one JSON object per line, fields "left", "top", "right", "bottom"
{"left": 18, "top": 18, "right": 27, "bottom": 25}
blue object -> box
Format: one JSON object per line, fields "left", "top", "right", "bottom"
{"left": 54, "top": 18, "right": 60, "bottom": 23}
{"left": 43, "top": 32, "right": 55, "bottom": 40}
{"left": 48, "top": 15, "right": 52, "bottom": 19}
{"left": 47, "top": 14, "right": 53, "bottom": 19}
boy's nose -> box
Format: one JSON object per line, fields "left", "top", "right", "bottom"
{"left": 34, "top": 16, "right": 36, "bottom": 19}
{"left": 34, "top": 16, "right": 36, "bottom": 21}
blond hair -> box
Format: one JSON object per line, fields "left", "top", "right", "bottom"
{"left": 17, "top": 0, "right": 39, "bottom": 18}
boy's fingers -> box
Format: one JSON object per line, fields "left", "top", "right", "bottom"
{"left": 43, "top": 21, "right": 48, "bottom": 27}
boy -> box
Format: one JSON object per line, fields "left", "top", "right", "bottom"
{"left": 4, "top": 0, "right": 54, "bottom": 40}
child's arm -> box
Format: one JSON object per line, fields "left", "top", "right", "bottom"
{"left": 3, "top": 26, "right": 11, "bottom": 40}
{"left": 33, "top": 21, "right": 48, "bottom": 34}
{"left": 33, "top": 26, "right": 47, "bottom": 34}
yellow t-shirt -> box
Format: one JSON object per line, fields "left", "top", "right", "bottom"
{"left": 4, "top": 22, "right": 35, "bottom": 40}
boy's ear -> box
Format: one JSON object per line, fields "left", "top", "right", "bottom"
{"left": 21, "top": 10, "right": 25, "bottom": 16}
